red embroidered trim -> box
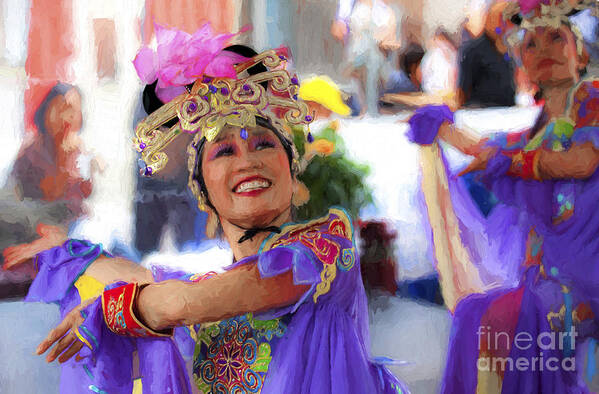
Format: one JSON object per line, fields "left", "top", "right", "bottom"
{"left": 506, "top": 150, "right": 541, "bottom": 180}
{"left": 102, "top": 283, "right": 172, "bottom": 337}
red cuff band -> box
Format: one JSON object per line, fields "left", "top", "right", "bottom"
{"left": 102, "top": 283, "right": 172, "bottom": 338}
{"left": 506, "top": 150, "right": 542, "bottom": 180}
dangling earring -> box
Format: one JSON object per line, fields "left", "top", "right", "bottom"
{"left": 292, "top": 181, "right": 310, "bottom": 207}
{"left": 206, "top": 210, "right": 220, "bottom": 239}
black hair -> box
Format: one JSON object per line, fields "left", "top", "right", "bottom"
{"left": 401, "top": 44, "right": 425, "bottom": 77}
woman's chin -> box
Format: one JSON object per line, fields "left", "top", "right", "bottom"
{"left": 230, "top": 203, "right": 286, "bottom": 226}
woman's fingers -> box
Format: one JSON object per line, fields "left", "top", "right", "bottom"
{"left": 458, "top": 148, "right": 497, "bottom": 177}
{"left": 2, "top": 248, "right": 31, "bottom": 270}
{"left": 58, "top": 340, "right": 84, "bottom": 364}
{"left": 45, "top": 331, "right": 76, "bottom": 363}
{"left": 37, "top": 314, "right": 76, "bottom": 355}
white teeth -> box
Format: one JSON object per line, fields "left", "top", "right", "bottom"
{"left": 235, "top": 179, "right": 270, "bottom": 193}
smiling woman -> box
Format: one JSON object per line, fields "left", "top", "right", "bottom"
{"left": 3, "top": 24, "right": 409, "bottom": 394}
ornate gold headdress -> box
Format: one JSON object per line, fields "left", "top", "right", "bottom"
{"left": 134, "top": 49, "right": 312, "bottom": 177}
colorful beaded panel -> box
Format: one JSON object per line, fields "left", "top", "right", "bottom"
{"left": 192, "top": 314, "right": 289, "bottom": 394}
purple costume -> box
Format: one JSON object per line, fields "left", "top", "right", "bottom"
{"left": 26, "top": 208, "right": 407, "bottom": 393}
{"left": 414, "top": 79, "right": 599, "bottom": 393}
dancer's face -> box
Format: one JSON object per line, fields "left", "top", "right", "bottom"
{"left": 521, "top": 25, "right": 587, "bottom": 86}
{"left": 201, "top": 124, "right": 294, "bottom": 227}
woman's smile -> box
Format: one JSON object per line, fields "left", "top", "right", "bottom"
{"left": 233, "top": 176, "right": 272, "bottom": 195}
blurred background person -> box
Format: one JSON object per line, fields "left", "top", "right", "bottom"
{"left": 335, "top": 0, "right": 402, "bottom": 115}
{"left": 1, "top": 83, "right": 94, "bottom": 296}
{"left": 384, "top": 43, "right": 425, "bottom": 95}
{"left": 421, "top": 29, "right": 458, "bottom": 99}
{"left": 454, "top": 0, "right": 517, "bottom": 108}
{"left": 380, "top": 37, "right": 458, "bottom": 108}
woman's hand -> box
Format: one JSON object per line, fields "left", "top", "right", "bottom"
{"left": 458, "top": 147, "right": 499, "bottom": 176}
{"left": 36, "top": 297, "right": 95, "bottom": 363}
{"left": 2, "top": 223, "right": 68, "bottom": 270}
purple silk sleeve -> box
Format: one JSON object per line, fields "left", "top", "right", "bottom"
{"left": 407, "top": 105, "right": 454, "bottom": 145}
{"left": 73, "top": 297, "right": 192, "bottom": 394}
{"left": 24, "top": 240, "right": 194, "bottom": 394}
{"left": 25, "top": 239, "right": 104, "bottom": 304}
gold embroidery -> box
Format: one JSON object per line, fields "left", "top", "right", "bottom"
{"left": 313, "top": 263, "right": 337, "bottom": 303}
{"left": 261, "top": 208, "right": 353, "bottom": 303}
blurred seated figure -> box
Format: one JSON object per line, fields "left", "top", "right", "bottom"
{"left": 381, "top": 43, "right": 456, "bottom": 108}
{"left": 1, "top": 83, "right": 92, "bottom": 296}
{"left": 384, "top": 43, "right": 425, "bottom": 94}
{"left": 13, "top": 84, "right": 91, "bottom": 206}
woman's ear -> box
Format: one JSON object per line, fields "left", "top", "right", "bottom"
{"left": 205, "top": 208, "right": 220, "bottom": 239}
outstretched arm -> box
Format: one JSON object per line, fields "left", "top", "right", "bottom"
{"left": 37, "top": 262, "right": 309, "bottom": 363}
{"left": 459, "top": 142, "right": 599, "bottom": 180}
{"left": 3, "top": 223, "right": 152, "bottom": 286}
{"left": 438, "top": 121, "right": 487, "bottom": 156}
{"left": 138, "top": 263, "right": 309, "bottom": 330}
{"left": 537, "top": 142, "right": 599, "bottom": 179}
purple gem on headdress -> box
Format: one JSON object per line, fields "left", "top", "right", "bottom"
{"left": 291, "top": 77, "right": 299, "bottom": 85}
{"left": 208, "top": 85, "right": 218, "bottom": 93}
{"left": 144, "top": 166, "right": 153, "bottom": 176}
{"left": 139, "top": 142, "right": 146, "bottom": 150}
{"left": 305, "top": 115, "right": 313, "bottom": 122}
{"left": 279, "top": 55, "right": 286, "bottom": 60}
{"left": 202, "top": 96, "right": 209, "bottom": 101}
{"left": 202, "top": 76, "right": 212, "bottom": 83}
{"left": 495, "top": 27, "right": 502, "bottom": 35}
{"left": 221, "top": 87, "right": 229, "bottom": 95}
{"left": 188, "top": 102, "right": 198, "bottom": 112}
{"left": 307, "top": 132, "right": 314, "bottom": 143}
{"left": 243, "top": 84, "right": 251, "bottom": 91}
{"left": 240, "top": 128, "right": 248, "bottom": 140}
{"left": 232, "top": 111, "right": 239, "bottom": 115}
{"left": 293, "top": 94, "right": 298, "bottom": 100}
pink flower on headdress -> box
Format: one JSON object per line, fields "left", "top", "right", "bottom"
{"left": 518, "top": 0, "right": 557, "bottom": 14}
{"left": 133, "top": 23, "right": 250, "bottom": 102}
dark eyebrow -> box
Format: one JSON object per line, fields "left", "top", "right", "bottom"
{"left": 213, "top": 129, "right": 235, "bottom": 143}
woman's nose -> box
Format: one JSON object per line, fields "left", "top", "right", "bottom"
{"left": 233, "top": 147, "right": 264, "bottom": 171}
